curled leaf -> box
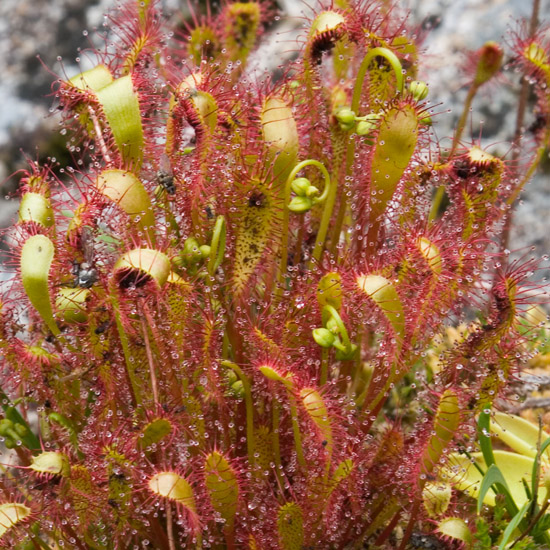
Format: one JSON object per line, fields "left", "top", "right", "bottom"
{"left": 20, "top": 234, "right": 60, "bottom": 336}
{"left": 56, "top": 287, "right": 90, "bottom": 323}
{"left": 113, "top": 248, "right": 171, "bottom": 289}
{"left": 0, "top": 503, "right": 31, "bottom": 539}
{"left": 94, "top": 75, "right": 144, "bottom": 168}
{"left": 30, "top": 451, "right": 70, "bottom": 477}
{"left": 18, "top": 192, "right": 54, "bottom": 228}
{"left": 356, "top": 274, "right": 405, "bottom": 343}
{"left": 96, "top": 169, "right": 155, "bottom": 244}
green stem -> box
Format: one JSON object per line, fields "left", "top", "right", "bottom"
{"left": 208, "top": 215, "right": 226, "bottom": 276}
{"left": 278, "top": 159, "right": 330, "bottom": 287}
{"left": 272, "top": 402, "right": 285, "bottom": 488}
{"left": 109, "top": 287, "right": 139, "bottom": 408}
{"left": 287, "top": 392, "right": 306, "bottom": 467}
{"left": 449, "top": 84, "right": 479, "bottom": 159}
{"left": 351, "top": 47, "right": 404, "bottom": 114}
{"left": 322, "top": 305, "right": 351, "bottom": 351}
{"left": 310, "top": 170, "right": 338, "bottom": 265}
{"left": 221, "top": 360, "right": 255, "bottom": 470}
{"left": 320, "top": 348, "right": 329, "bottom": 386}
{"left": 506, "top": 139, "right": 550, "bottom": 207}
{"left": 339, "top": 47, "right": 404, "bottom": 251}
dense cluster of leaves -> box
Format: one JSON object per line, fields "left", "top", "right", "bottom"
{"left": 0, "top": 0, "right": 550, "bottom": 548}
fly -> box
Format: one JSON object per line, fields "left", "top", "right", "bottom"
{"left": 73, "top": 226, "right": 98, "bottom": 288}
{"left": 156, "top": 153, "right": 175, "bottom": 195}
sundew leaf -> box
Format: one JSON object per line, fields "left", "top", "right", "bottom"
{"left": 417, "top": 237, "right": 443, "bottom": 274}
{"left": 55, "top": 287, "right": 90, "bottom": 324}
{"left": 148, "top": 472, "right": 197, "bottom": 514}
{"left": 30, "top": 451, "right": 70, "bottom": 477}
{"left": 113, "top": 248, "right": 171, "bottom": 289}
{"left": 356, "top": 274, "right": 405, "bottom": 344}
{"left": 0, "top": 503, "right": 31, "bottom": 539}
{"left": 204, "top": 451, "right": 239, "bottom": 529}
{"left": 69, "top": 64, "right": 113, "bottom": 91}
{"left": 20, "top": 234, "right": 60, "bottom": 336}
{"left": 94, "top": 75, "right": 144, "bottom": 169}
{"left": 300, "top": 387, "right": 333, "bottom": 461}
{"left": 369, "top": 104, "right": 418, "bottom": 222}
{"left": 421, "top": 390, "right": 460, "bottom": 478}
{"left": 138, "top": 418, "right": 173, "bottom": 451}
{"left": 436, "top": 517, "right": 472, "bottom": 546}
{"left": 231, "top": 183, "right": 278, "bottom": 299}
{"left": 261, "top": 96, "right": 298, "bottom": 182}
{"left": 277, "top": 502, "right": 304, "bottom": 550}
{"left": 96, "top": 169, "right": 156, "bottom": 245}
{"left": 223, "top": 3, "right": 261, "bottom": 65}
{"left": 18, "top": 192, "right": 54, "bottom": 228}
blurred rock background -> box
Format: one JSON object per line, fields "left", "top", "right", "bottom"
{"left": 0, "top": 0, "right": 548, "bottom": 275}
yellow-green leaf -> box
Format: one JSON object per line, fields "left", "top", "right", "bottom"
{"left": 421, "top": 390, "right": 460, "bottom": 478}
{"left": 204, "top": 451, "right": 239, "bottom": 529}
{"left": 113, "top": 248, "right": 171, "bottom": 289}
{"left": 300, "top": 387, "right": 333, "bottom": 460}
{"left": 20, "top": 234, "right": 60, "bottom": 336}
{"left": 18, "top": 192, "right": 54, "bottom": 228}
{"left": 138, "top": 418, "right": 173, "bottom": 450}
{"left": 356, "top": 274, "right": 405, "bottom": 343}
{"left": 370, "top": 105, "right": 418, "bottom": 221}
{"left": 0, "top": 503, "right": 31, "bottom": 538}
{"left": 56, "top": 287, "right": 90, "bottom": 324}
{"left": 69, "top": 64, "right": 113, "bottom": 91}
{"left": 96, "top": 169, "right": 155, "bottom": 244}
{"left": 277, "top": 502, "right": 304, "bottom": 550}
{"left": 94, "top": 75, "right": 144, "bottom": 168}
{"left": 148, "top": 472, "right": 197, "bottom": 511}
{"left": 261, "top": 97, "right": 298, "bottom": 182}
{"left": 445, "top": 450, "right": 538, "bottom": 508}
{"left": 30, "top": 451, "right": 70, "bottom": 477}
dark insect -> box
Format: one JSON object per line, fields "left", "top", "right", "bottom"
{"left": 248, "top": 191, "right": 266, "bottom": 208}
{"left": 409, "top": 532, "right": 446, "bottom": 549}
{"left": 421, "top": 14, "right": 442, "bottom": 31}
{"left": 73, "top": 226, "right": 98, "bottom": 288}
{"left": 453, "top": 159, "right": 471, "bottom": 179}
{"left": 94, "top": 320, "right": 111, "bottom": 335}
{"left": 205, "top": 205, "right": 214, "bottom": 219}
{"left": 156, "top": 153, "right": 175, "bottom": 195}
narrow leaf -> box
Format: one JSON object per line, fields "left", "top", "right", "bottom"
{"left": 498, "top": 500, "right": 530, "bottom": 550}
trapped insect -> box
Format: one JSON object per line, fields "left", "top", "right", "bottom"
{"left": 156, "top": 153, "right": 175, "bottom": 195}
{"left": 72, "top": 225, "right": 98, "bottom": 288}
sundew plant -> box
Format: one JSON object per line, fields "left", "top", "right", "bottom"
{"left": 0, "top": 0, "right": 550, "bottom": 548}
